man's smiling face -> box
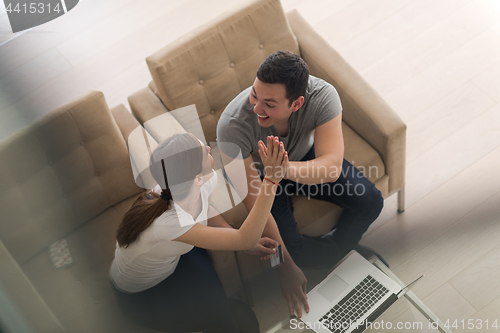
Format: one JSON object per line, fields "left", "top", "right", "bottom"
{"left": 249, "top": 77, "right": 302, "bottom": 130}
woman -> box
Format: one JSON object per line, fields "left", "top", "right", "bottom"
{"left": 110, "top": 132, "right": 288, "bottom": 333}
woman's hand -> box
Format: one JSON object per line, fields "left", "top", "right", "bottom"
{"left": 244, "top": 237, "right": 279, "bottom": 260}
{"left": 258, "top": 136, "right": 288, "bottom": 184}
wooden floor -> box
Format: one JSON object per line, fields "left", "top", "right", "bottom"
{"left": 1, "top": 0, "right": 500, "bottom": 332}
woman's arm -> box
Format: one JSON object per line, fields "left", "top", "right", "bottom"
{"left": 174, "top": 175, "right": 278, "bottom": 250}
{"left": 207, "top": 205, "right": 279, "bottom": 258}
{"left": 174, "top": 136, "right": 287, "bottom": 251}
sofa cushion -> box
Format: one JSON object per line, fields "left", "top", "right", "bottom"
{"left": 0, "top": 90, "right": 141, "bottom": 265}
{"left": 0, "top": 240, "right": 65, "bottom": 333}
{"left": 20, "top": 195, "right": 155, "bottom": 333}
{"left": 146, "top": 0, "right": 299, "bottom": 144}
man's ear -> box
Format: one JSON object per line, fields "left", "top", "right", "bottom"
{"left": 291, "top": 96, "right": 304, "bottom": 112}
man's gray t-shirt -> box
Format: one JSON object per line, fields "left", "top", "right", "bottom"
{"left": 217, "top": 76, "right": 342, "bottom": 175}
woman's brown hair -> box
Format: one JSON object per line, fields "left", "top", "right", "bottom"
{"left": 116, "top": 133, "right": 204, "bottom": 247}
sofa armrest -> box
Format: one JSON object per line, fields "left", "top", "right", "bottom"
{"left": 0, "top": 241, "right": 65, "bottom": 333}
{"left": 128, "top": 85, "right": 169, "bottom": 125}
{"left": 286, "top": 10, "right": 406, "bottom": 195}
{"left": 110, "top": 104, "right": 141, "bottom": 142}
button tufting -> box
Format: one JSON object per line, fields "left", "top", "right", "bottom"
{"left": 229, "top": 63, "right": 235, "bottom": 68}
{"left": 259, "top": 44, "right": 264, "bottom": 49}
{"left": 80, "top": 140, "right": 85, "bottom": 146}
{"left": 94, "top": 171, "right": 99, "bottom": 177}
{"left": 47, "top": 160, "right": 53, "bottom": 166}
{"left": 199, "top": 80, "right": 204, "bottom": 85}
{"left": 210, "top": 110, "right": 215, "bottom": 115}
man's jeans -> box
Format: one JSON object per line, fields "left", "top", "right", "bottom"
{"left": 270, "top": 145, "right": 384, "bottom": 268}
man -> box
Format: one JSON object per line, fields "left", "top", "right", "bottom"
{"left": 217, "top": 50, "right": 384, "bottom": 317}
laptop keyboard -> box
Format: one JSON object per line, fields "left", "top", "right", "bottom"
{"left": 319, "top": 275, "right": 389, "bottom": 333}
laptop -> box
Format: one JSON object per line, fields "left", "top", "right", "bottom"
{"left": 299, "top": 251, "right": 422, "bottom": 333}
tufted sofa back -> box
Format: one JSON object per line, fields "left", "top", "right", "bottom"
{"left": 0, "top": 90, "right": 140, "bottom": 265}
{"left": 146, "top": 0, "right": 299, "bottom": 144}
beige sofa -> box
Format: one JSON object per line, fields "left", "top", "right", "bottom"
{"left": 0, "top": 91, "right": 195, "bottom": 333}
{"left": 129, "top": 0, "right": 406, "bottom": 292}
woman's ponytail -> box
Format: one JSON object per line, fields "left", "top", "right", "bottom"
{"left": 116, "top": 190, "right": 172, "bottom": 248}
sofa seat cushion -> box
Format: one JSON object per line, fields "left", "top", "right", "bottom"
{"left": 293, "top": 197, "right": 343, "bottom": 237}
{"left": 20, "top": 195, "right": 157, "bottom": 333}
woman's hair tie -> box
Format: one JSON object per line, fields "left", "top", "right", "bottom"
{"left": 160, "top": 191, "right": 172, "bottom": 201}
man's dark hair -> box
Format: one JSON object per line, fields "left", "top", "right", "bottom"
{"left": 256, "top": 50, "right": 309, "bottom": 106}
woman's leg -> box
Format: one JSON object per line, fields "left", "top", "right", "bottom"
{"left": 112, "top": 247, "right": 259, "bottom": 333}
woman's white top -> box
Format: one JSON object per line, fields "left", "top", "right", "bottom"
{"left": 110, "top": 172, "right": 217, "bottom": 293}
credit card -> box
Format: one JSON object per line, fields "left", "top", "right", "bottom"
{"left": 270, "top": 244, "right": 284, "bottom": 267}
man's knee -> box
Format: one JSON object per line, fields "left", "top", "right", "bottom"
{"left": 360, "top": 185, "right": 383, "bottom": 219}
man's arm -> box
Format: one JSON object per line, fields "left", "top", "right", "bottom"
{"left": 285, "top": 113, "right": 344, "bottom": 184}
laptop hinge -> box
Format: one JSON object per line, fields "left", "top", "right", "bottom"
{"left": 351, "top": 293, "right": 398, "bottom": 333}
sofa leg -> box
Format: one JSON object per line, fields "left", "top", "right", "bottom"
{"left": 397, "top": 186, "right": 405, "bottom": 213}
